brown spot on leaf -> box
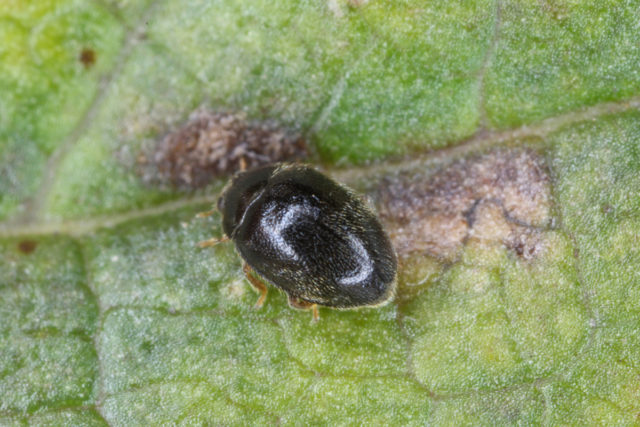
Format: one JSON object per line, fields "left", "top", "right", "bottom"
{"left": 139, "top": 109, "right": 307, "bottom": 189}
{"left": 375, "top": 149, "right": 552, "bottom": 261}
{"left": 17, "top": 240, "right": 38, "bottom": 254}
{"left": 79, "top": 48, "right": 96, "bottom": 69}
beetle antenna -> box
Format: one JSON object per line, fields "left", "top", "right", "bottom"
{"left": 196, "top": 236, "right": 230, "bottom": 248}
{"left": 196, "top": 208, "right": 217, "bottom": 218}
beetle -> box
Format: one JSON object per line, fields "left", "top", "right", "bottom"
{"left": 197, "top": 164, "right": 397, "bottom": 320}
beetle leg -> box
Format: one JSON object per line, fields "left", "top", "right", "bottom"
{"left": 287, "top": 296, "right": 320, "bottom": 322}
{"left": 243, "top": 264, "right": 268, "bottom": 308}
{"left": 239, "top": 156, "right": 247, "bottom": 171}
{"left": 196, "top": 236, "right": 229, "bottom": 248}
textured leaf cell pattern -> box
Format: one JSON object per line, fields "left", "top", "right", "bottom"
{"left": 1, "top": 0, "right": 640, "bottom": 425}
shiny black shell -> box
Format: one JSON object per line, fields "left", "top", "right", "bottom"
{"left": 218, "top": 164, "right": 397, "bottom": 308}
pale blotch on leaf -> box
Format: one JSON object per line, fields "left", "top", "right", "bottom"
{"left": 138, "top": 108, "right": 307, "bottom": 189}
{"left": 375, "top": 149, "right": 552, "bottom": 261}
{"left": 393, "top": 254, "right": 443, "bottom": 303}
{"left": 327, "top": 0, "right": 369, "bottom": 18}
{"left": 220, "top": 277, "right": 247, "bottom": 302}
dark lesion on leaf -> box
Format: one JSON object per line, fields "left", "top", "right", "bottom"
{"left": 374, "top": 149, "right": 553, "bottom": 261}
{"left": 138, "top": 108, "right": 307, "bottom": 189}
{"left": 139, "top": 340, "right": 154, "bottom": 354}
{"left": 79, "top": 48, "right": 96, "bottom": 69}
{"left": 17, "top": 240, "right": 38, "bottom": 255}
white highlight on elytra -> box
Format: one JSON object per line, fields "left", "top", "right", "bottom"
{"left": 260, "top": 201, "right": 373, "bottom": 285}
{"left": 261, "top": 203, "right": 312, "bottom": 260}
{"left": 339, "top": 234, "right": 374, "bottom": 286}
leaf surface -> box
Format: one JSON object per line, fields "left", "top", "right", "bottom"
{"left": 1, "top": 0, "right": 640, "bottom": 424}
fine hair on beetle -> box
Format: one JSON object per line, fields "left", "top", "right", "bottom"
{"left": 197, "top": 163, "right": 398, "bottom": 321}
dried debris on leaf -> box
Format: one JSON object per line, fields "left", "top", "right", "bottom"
{"left": 138, "top": 109, "right": 307, "bottom": 189}
{"left": 375, "top": 149, "right": 552, "bottom": 261}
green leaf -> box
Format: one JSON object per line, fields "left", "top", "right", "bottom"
{"left": 2, "top": 0, "right": 640, "bottom": 424}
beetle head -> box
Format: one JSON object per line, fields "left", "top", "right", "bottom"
{"left": 219, "top": 165, "right": 278, "bottom": 237}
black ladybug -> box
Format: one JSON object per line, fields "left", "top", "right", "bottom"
{"left": 198, "top": 164, "right": 397, "bottom": 320}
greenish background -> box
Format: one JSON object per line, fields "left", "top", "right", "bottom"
{"left": 1, "top": 0, "right": 640, "bottom": 424}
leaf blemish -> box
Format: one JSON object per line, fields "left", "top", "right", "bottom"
{"left": 17, "top": 240, "right": 38, "bottom": 254}
{"left": 138, "top": 109, "right": 307, "bottom": 189}
{"left": 79, "top": 48, "right": 96, "bottom": 69}
{"left": 375, "top": 149, "right": 552, "bottom": 261}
